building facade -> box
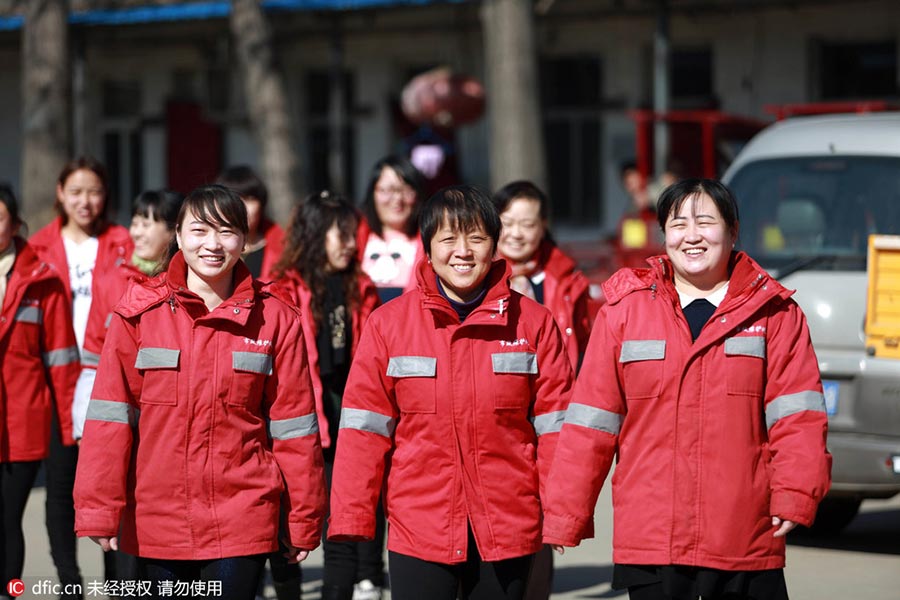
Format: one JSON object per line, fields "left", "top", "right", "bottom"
{"left": 1, "top": 0, "right": 898, "bottom": 238}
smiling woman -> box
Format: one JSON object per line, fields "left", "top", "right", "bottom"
{"left": 28, "top": 157, "right": 134, "bottom": 593}
{"left": 74, "top": 184, "right": 326, "bottom": 600}
{"left": 543, "top": 179, "right": 832, "bottom": 600}
{"left": 175, "top": 186, "right": 249, "bottom": 308}
{"left": 328, "top": 185, "right": 575, "bottom": 600}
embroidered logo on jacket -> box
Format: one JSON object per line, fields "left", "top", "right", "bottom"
{"left": 243, "top": 337, "right": 272, "bottom": 348}
{"left": 500, "top": 338, "right": 529, "bottom": 348}
{"left": 736, "top": 325, "right": 766, "bottom": 334}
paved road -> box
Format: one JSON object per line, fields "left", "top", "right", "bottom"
{"left": 18, "top": 480, "right": 900, "bottom": 599}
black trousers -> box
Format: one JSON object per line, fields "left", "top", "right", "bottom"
{"left": 322, "top": 452, "right": 380, "bottom": 599}
{"left": 44, "top": 413, "right": 82, "bottom": 591}
{"left": 260, "top": 542, "right": 301, "bottom": 600}
{"left": 139, "top": 555, "right": 267, "bottom": 600}
{"left": 388, "top": 528, "right": 533, "bottom": 600}
{"left": 1, "top": 461, "right": 41, "bottom": 588}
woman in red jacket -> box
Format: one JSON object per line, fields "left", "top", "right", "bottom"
{"left": 272, "top": 191, "right": 380, "bottom": 600}
{"left": 0, "top": 184, "right": 79, "bottom": 589}
{"left": 74, "top": 189, "right": 183, "bottom": 439}
{"left": 492, "top": 180, "right": 594, "bottom": 371}
{"left": 74, "top": 185, "right": 326, "bottom": 600}
{"left": 543, "top": 179, "right": 832, "bottom": 600}
{"left": 29, "top": 156, "right": 133, "bottom": 593}
{"left": 328, "top": 185, "right": 574, "bottom": 600}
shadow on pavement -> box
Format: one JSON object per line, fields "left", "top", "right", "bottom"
{"left": 551, "top": 564, "right": 626, "bottom": 597}
{"left": 787, "top": 508, "right": 900, "bottom": 555}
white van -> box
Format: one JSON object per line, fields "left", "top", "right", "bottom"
{"left": 722, "top": 112, "right": 900, "bottom": 533}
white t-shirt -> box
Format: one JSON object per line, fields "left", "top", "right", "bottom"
{"left": 63, "top": 235, "right": 99, "bottom": 352}
{"left": 677, "top": 282, "right": 729, "bottom": 309}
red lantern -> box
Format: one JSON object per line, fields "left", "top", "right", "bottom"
{"left": 401, "top": 67, "right": 486, "bottom": 128}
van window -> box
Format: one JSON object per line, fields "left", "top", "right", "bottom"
{"left": 728, "top": 156, "right": 900, "bottom": 275}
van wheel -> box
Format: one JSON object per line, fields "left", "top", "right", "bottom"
{"left": 808, "top": 498, "right": 862, "bottom": 535}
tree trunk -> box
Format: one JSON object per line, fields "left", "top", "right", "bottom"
{"left": 480, "top": 0, "right": 546, "bottom": 191}
{"left": 229, "top": 0, "right": 302, "bottom": 224}
{"left": 22, "top": 0, "right": 71, "bottom": 232}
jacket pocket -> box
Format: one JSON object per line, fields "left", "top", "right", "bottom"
{"left": 491, "top": 352, "right": 536, "bottom": 410}
{"left": 620, "top": 340, "right": 665, "bottom": 399}
{"left": 389, "top": 356, "right": 437, "bottom": 414}
{"left": 230, "top": 351, "right": 271, "bottom": 408}
{"left": 724, "top": 336, "right": 765, "bottom": 397}
{"left": 136, "top": 347, "right": 180, "bottom": 406}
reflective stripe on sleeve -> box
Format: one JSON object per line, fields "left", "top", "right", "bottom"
{"left": 619, "top": 340, "right": 666, "bottom": 362}
{"left": 105, "top": 313, "right": 113, "bottom": 329}
{"left": 14, "top": 306, "right": 43, "bottom": 324}
{"left": 492, "top": 352, "right": 538, "bottom": 374}
{"left": 86, "top": 399, "right": 139, "bottom": 426}
{"left": 81, "top": 349, "right": 102, "bottom": 367}
{"left": 387, "top": 356, "right": 436, "bottom": 377}
{"left": 43, "top": 346, "right": 80, "bottom": 367}
{"left": 564, "top": 403, "right": 623, "bottom": 435}
{"left": 724, "top": 336, "right": 766, "bottom": 359}
{"left": 532, "top": 410, "right": 566, "bottom": 436}
{"left": 233, "top": 351, "right": 273, "bottom": 375}
{"left": 268, "top": 413, "right": 318, "bottom": 440}
{"left": 339, "top": 407, "right": 396, "bottom": 438}
{"left": 135, "top": 347, "right": 180, "bottom": 369}
{"left": 766, "top": 391, "right": 826, "bottom": 430}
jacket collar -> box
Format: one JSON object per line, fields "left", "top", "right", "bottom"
{"left": 117, "top": 251, "right": 258, "bottom": 324}
{"left": 537, "top": 240, "right": 577, "bottom": 279}
{"left": 602, "top": 251, "right": 793, "bottom": 309}
{"left": 416, "top": 257, "right": 513, "bottom": 323}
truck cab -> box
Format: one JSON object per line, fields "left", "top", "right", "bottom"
{"left": 722, "top": 112, "right": 900, "bottom": 532}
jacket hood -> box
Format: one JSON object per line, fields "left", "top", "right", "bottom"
{"left": 116, "top": 251, "right": 260, "bottom": 318}
{"left": 11, "top": 237, "right": 58, "bottom": 284}
{"left": 602, "top": 251, "right": 793, "bottom": 307}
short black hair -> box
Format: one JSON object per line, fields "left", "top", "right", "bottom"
{"left": 491, "top": 180, "right": 549, "bottom": 220}
{"left": 215, "top": 165, "right": 269, "bottom": 209}
{"left": 133, "top": 189, "right": 184, "bottom": 231}
{"left": 178, "top": 184, "right": 249, "bottom": 237}
{"left": 620, "top": 160, "right": 639, "bottom": 179}
{"left": 656, "top": 178, "right": 739, "bottom": 236}
{"left": 419, "top": 185, "right": 500, "bottom": 256}
{"left": 0, "top": 182, "right": 23, "bottom": 231}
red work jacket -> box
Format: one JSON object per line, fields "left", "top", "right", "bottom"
{"left": 74, "top": 253, "right": 326, "bottom": 560}
{"left": 80, "top": 261, "right": 148, "bottom": 370}
{"left": 0, "top": 238, "right": 79, "bottom": 461}
{"left": 272, "top": 269, "right": 380, "bottom": 448}
{"left": 328, "top": 259, "right": 574, "bottom": 563}
{"left": 29, "top": 217, "right": 133, "bottom": 306}
{"left": 543, "top": 252, "right": 832, "bottom": 570}
{"left": 254, "top": 219, "right": 285, "bottom": 282}
{"left": 533, "top": 241, "right": 594, "bottom": 369}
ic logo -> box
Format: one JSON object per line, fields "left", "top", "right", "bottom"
{"left": 7, "top": 579, "right": 24, "bottom": 597}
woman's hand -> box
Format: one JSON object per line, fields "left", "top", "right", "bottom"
{"left": 282, "top": 545, "right": 310, "bottom": 564}
{"left": 89, "top": 536, "right": 118, "bottom": 552}
{"left": 771, "top": 516, "right": 797, "bottom": 537}
{"left": 551, "top": 545, "right": 566, "bottom": 555}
